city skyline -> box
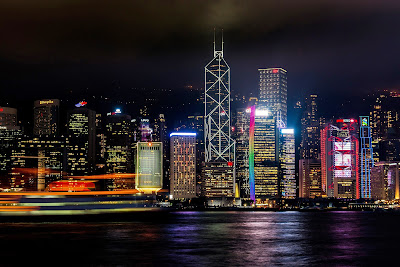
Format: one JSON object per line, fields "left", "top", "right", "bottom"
{"left": 2, "top": 2, "right": 400, "bottom": 266}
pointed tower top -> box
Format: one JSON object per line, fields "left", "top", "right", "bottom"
{"left": 213, "top": 29, "right": 224, "bottom": 58}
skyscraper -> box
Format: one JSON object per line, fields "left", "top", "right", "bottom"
{"left": 105, "top": 111, "right": 132, "bottom": 174}
{"left": 0, "top": 107, "right": 21, "bottom": 175}
{"left": 370, "top": 91, "right": 400, "bottom": 142}
{"left": 204, "top": 34, "right": 235, "bottom": 163}
{"left": 235, "top": 108, "right": 251, "bottom": 198}
{"left": 370, "top": 162, "right": 400, "bottom": 200}
{"left": 11, "top": 137, "right": 66, "bottom": 191}
{"left": 170, "top": 133, "right": 196, "bottom": 199}
{"left": 203, "top": 33, "right": 235, "bottom": 201}
{"left": 300, "top": 94, "right": 320, "bottom": 160}
{"left": 153, "top": 114, "right": 169, "bottom": 190}
{"left": 66, "top": 106, "right": 96, "bottom": 176}
{"left": 321, "top": 119, "right": 359, "bottom": 198}
{"left": 360, "top": 116, "right": 374, "bottom": 199}
{"left": 258, "top": 68, "right": 288, "bottom": 125}
{"left": 299, "top": 159, "right": 322, "bottom": 198}
{"left": 279, "top": 128, "right": 296, "bottom": 198}
{"left": 252, "top": 108, "right": 279, "bottom": 200}
{"left": 136, "top": 141, "right": 163, "bottom": 194}
{"left": 33, "top": 99, "right": 60, "bottom": 136}
{"left": 0, "top": 107, "right": 17, "bottom": 127}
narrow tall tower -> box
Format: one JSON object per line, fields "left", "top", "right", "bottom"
{"left": 360, "top": 116, "right": 373, "bottom": 199}
{"left": 202, "top": 31, "right": 236, "bottom": 204}
{"left": 204, "top": 31, "right": 235, "bottom": 163}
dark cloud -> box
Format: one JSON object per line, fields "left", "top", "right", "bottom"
{"left": 1, "top": 0, "right": 400, "bottom": 108}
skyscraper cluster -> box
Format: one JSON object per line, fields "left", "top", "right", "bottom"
{"left": 1, "top": 39, "right": 400, "bottom": 206}
{"left": 0, "top": 100, "right": 167, "bottom": 193}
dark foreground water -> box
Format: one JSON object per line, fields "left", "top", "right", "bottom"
{"left": 0, "top": 211, "right": 399, "bottom": 266}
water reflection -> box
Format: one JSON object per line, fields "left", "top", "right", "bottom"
{"left": 0, "top": 211, "right": 397, "bottom": 266}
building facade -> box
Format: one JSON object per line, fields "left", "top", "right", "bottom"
{"left": 33, "top": 99, "right": 60, "bottom": 136}
{"left": 0, "top": 107, "right": 17, "bottom": 127}
{"left": 11, "top": 137, "right": 66, "bottom": 191}
{"left": 235, "top": 108, "right": 250, "bottom": 198}
{"left": 370, "top": 162, "right": 400, "bottom": 200}
{"left": 252, "top": 108, "right": 279, "bottom": 200}
{"left": 170, "top": 133, "right": 196, "bottom": 199}
{"left": 105, "top": 112, "right": 132, "bottom": 174}
{"left": 279, "top": 128, "right": 296, "bottom": 198}
{"left": 258, "top": 68, "right": 288, "bottom": 125}
{"left": 136, "top": 142, "right": 163, "bottom": 194}
{"left": 66, "top": 107, "right": 96, "bottom": 176}
{"left": 299, "top": 159, "right": 322, "bottom": 198}
{"left": 203, "top": 34, "right": 235, "bottom": 200}
{"left": 300, "top": 95, "right": 320, "bottom": 160}
{"left": 321, "top": 120, "right": 359, "bottom": 198}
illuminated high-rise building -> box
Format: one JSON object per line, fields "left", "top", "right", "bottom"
{"left": 360, "top": 116, "right": 374, "bottom": 199}
{"left": 66, "top": 106, "right": 96, "bottom": 176}
{"left": 153, "top": 114, "right": 169, "bottom": 189}
{"left": 300, "top": 95, "right": 320, "bottom": 159}
{"left": 258, "top": 68, "right": 287, "bottom": 126}
{"left": 235, "top": 108, "right": 251, "bottom": 198}
{"left": 11, "top": 137, "right": 66, "bottom": 191}
{"left": 370, "top": 91, "right": 400, "bottom": 141}
{"left": 0, "top": 107, "right": 21, "bottom": 175}
{"left": 370, "top": 90, "right": 400, "bottom": 161}
{"left": 203, "top": 32, "right": 235, "bottom": 200}
{"left": 321, "top": 119, "right": 359, "bottom": 198}
{"left": 105, "top": 110, "right": 132, "bottom": 174}
{"left": 0, "top": 107, "right": 17, "bottom": 127}
{"left": 0, "top": 126, "right": 22, "bottom": 175}
{"left": 170, "top": 133, "right": 196, "bottom": 199}
{"left": 95, "top": 113, "right": 107, "bottom": 173}
{"left": 135, "top": 142, "right": 163, "bottom": 194}
{"left": 370, "top": 162, "right": 399, "bottom": 200}
{"left": 186, "top": 114, "right": 204, "bottom": 190}
{"left": 299, "top": 159, "right": 322, "bottom": 198}
{"left": 33, "top": 99, "right": 60, "bottom": 136}
{"left": 279, "top": 128, "right": 296, "bottom": 198}
{"left": 140, "top": 118, "right": 152, "bottom": 142}
{"left": 251, "top": 108, "right": 279, "bottom": 200}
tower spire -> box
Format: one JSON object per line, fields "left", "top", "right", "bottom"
{"left": 221, "top": 29, "right": 224, "bottom": 53}
{"left": 213, "top": 28, "right": 216, "bottom": 56}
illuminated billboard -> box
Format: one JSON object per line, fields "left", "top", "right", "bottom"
{"left": 334, "top": 170, "right": 352, "bottom": 177}
{"left": 334, "top": 142, "right": 352, "bottom": 151}
{"left": 334, "top": 154, "right": 352, "bottom": 167}
{"left": 75, "top": 101, "right": 87, "bottom": 108}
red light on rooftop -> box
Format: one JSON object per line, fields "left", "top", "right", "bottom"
{"left": 272, "top": 69, "right": 279, "bottom": 73}
{"left": 0, "top": 108, "right": 3, "bottom": 112}
{"left": 227, "top": 161, "right": 233, "bottom": 166}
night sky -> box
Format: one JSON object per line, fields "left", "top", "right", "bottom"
{"left": 1, "top": 0, "right": 400, "bottom": 115}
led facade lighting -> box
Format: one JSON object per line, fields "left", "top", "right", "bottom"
{"left": 249, "top": 105, "right": 256, "bottom": 201}
{"left": 360, "top": 116, "right": 373, "bottom": 199}
{"left": 169, "top": 132, "right": 197, "bottom": 137}
{"left": 255, "top": 109, "right": 269, "bottom": 117}
{"left": 281, "top": 128, "right": 294, "bottom": 134}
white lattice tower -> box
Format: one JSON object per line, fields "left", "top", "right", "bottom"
{"left": 204, "top": 31, "right": 235, "bottom": 163}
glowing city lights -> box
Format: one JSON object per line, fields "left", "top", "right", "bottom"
{"left": 169, "top": 132, "right": 197, "bottom": 137}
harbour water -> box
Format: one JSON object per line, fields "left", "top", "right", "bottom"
{"left": 0, "top": 211, "right": 398, "bottom": 266}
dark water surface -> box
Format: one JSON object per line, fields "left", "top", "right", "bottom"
{"left": 0, "top": 211, "right": 398, "bottom": 266}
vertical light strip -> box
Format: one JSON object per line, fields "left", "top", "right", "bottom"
{"left": 249, "top": 105, "right": 256, "bottom": 202}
